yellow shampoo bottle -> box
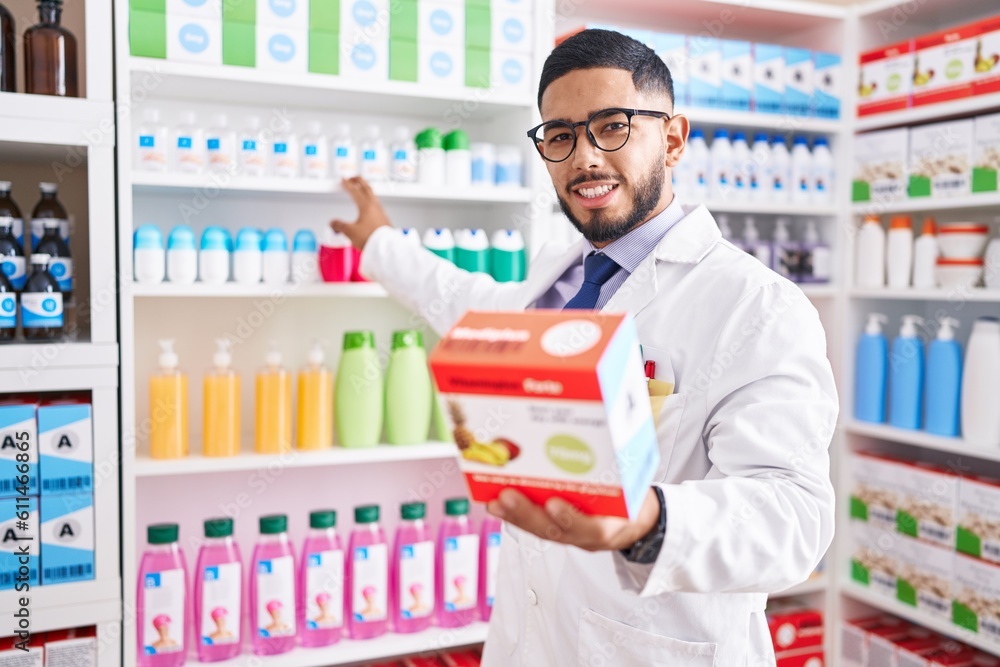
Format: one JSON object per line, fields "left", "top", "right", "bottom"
{"left": 255, "top": 342, "right": 292, "bottom": 454}
{"left": 297, "top": 341, "right": 333, "bottom": 450}
{"left": 204, "top": 338, "right": 241, "bottom": 457}
{"left": 149, "top": 339, "right": 189, "bottom": 459}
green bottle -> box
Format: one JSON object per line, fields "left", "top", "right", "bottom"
{"left": 384, "top": 329, "right": 432, "bottom": 445}
{"left": 335, "top": 331, "right": 383, "bottom": 448}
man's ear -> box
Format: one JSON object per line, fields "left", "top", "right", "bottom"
{"left": 663, "top": 113, "right": 689, "bottom": 168}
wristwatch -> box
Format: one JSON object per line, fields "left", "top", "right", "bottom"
{"left": 620, "top": 486, "right": 666, "bottom": 564}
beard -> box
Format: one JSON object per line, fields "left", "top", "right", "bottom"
{"left": 557, "top": 157, "right": 666, "bottom": 245}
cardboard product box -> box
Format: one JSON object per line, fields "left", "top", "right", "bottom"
{"left": 37, "top": 402, "right": 93, "bottom": 496}
{"left": 255, "top": 0, "right": 308, "bottom": 29}
{"left": 720, "top": 40, "right": 752, "bottom": 112}
{"left": 849, "top": 451, "right": 907, "bottom": 532}
{"left": 490, "top": 49, "right": 531, "bottom": 97}
{"left": 309, "top": 30, "right": 339, "bottom": 74}
{"left": 852, "top": 128, "right": 909, "bottom": 203}
{"left": 341, "top": 0, "right": 391, "bottom": 45}
{"left": 896, "top": 461, "right": 959, "bottom": 548}
{"left": 958, "top": 474, "right": 1000, "bottom": 564}
{"left": 911, "top": 22, "right": 979, "bottom": 108}
{"left": 166, "top": 14, "right": 223, "bottom": 64}
{"left": 858, "top": 40, "right": 913, "bottom": 116}
{"left": 766, "top": 601, "right": 823, "bottom": 651}
{"left": 972, "top": 16, "right": 1000, "bottom": 97}
{"left": 653, "top": 33, "right": 688, "bottom": 108}
{"left": 784, "top": 47, "right": 814, "bottom": 116}
{"left": 919, "top": 648, "right": 985, "bottom": 666}
{"left": 166, "top": 0, "right": 221, "bottom": 20}
{"left": 491, "top": 6, "right": 532, "bottom": 54}
{"left": 43, "top": 627, "right": 96, "bottom": 667}
{"left": 973, "top": 112, "right": 1000, "bottom": 194}
{"left": 954, "top": 552, "right": 1000, "bottom": 641}
{"left": 0, "top": 635, "right": 43, "bottom": 667}
{"left": 417, "top": 0, "right": 464, "bottom": 48}
{"left": 774, "top": 646, "right": 824, "bottom": 667}
{"left": 40, "top": 492, "right": 94, "bottom": 585}
{"left": 224, "top": 0, "right": 254, "bottom": 23}
{"left": 223, "top": 19, "right": 255, "bottom": 66}
{"left": 255, "top": 25, "right": 308, "bottom": 70}
{"left": 688, "top": 36, "right": 721, "bottom": 108}
{"left": 849, "top": 520, "right": 901, "bottom": 598}
{"left": 0, "top": 402, "right": 37, "bottom": 499}
{"left": 415, "top": 40, "right": 465, "bottom": 88}
{"left": 883, "top": 632, "right": 948, "bottom": 667}
{"left": 340, "top": 35, "right": 389, "bottom": 79}
{"left": 813, "top": 51, "right": 842, "bottom": 119}
{"left": 309, "top": 0, "right": 339, "bottom": 32}
{"left": 841, "top": 615, "right": 910, "bottom": 667}
{"left": 0, "top": 496, "right": 38, "bottom": 590}
{"left": 429, "top": 310, "right": 659, "bottom": 520}
{"left": 909, "top": 119, "right": 975, "bottom": 198}
{"left": 129, "top": 9, "right": 166, "bottom": 58}
{"left": 896, "top": 536, "right": 954, "bottom": 620}
{"left": 754, "top": 43, "right": 785, "bottom": 114}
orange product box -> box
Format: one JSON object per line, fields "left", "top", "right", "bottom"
{"left": 775, "top": 645, "right": 824, "bottom": 667}
{"left": 858, "top": 40, "right": 914, "bottom": 116}
{"left": 766, "top": 602, "right": 823, "bottom": 651}
{"left": 973, "top": 16, "right": 1000, "bottom": 96}
{"left": 429, "top": 310, "right": 659, "bottom": 520}
{"left": 911, "top": 22, "right": 980, "bottom": 107}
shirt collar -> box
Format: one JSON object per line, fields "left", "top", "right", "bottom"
{"left": 586, "top": 196, "right": 686, "bottom": 274}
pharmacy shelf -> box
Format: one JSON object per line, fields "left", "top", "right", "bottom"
{"left": 800, "top": 284, "right": 839, "bottom": 299}
{"left": 851, "top": 192, "right": 1000, "bottom": 215}
{"left": 705, "top": 201, "right": 839, "bottom": 216}
{"left": 844, "top": 420, "right": 1000, "bottom": 464}
{"left": 0, "top": 342, "right": 119, "bottom": 372}
{"left": 772, "top": 575, "right": 830, "bottom": 599}
{"left": 128, "top": 282, "right": 389, "bottom": 299}
{"left": 131, "top": 171, "right": 534, "bottom": 204}
{"left": 855, "top": 92, "right": 1000, "bottom": 133}
{"left": 129, "top": 58, "right": 533, "bottom": 118}
{"left": 0, "top": 92, "right": 115, "bottom": 151}
{"left": 134, "top": 442, "right": 459, "bottom": 477}
{"left": 850, "top": 287, "right": 1000, "bottom": 302}
{"left": 0, "top": 581, "right": 122, "bottom": 634}
{"left": 686, "top": 108, "right": 842, "bottom": 135}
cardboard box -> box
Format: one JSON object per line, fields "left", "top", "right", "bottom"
{"left": 766, "top": 601, "right": 823, "bottom": 651}
{"left": 40, "top": 492, "right": 94, "bottom": 585}
{"left": 223, "top": 19, "right": 255, "bottom": 66}
{"left": 883, "top": 633, "right": 947, "bottom": 667}
{"left": 774, "top": 646, "right": 824, "bottom": 667}
{"left": 491, "top": 6, "right": 532, "bottom": 54}
{"left": 911, "top": 23, "right": 978, "bottom": 108}
{"left": 255, "top": 0, "right": 308, "bottom": 29}
{"left": 813, "top": 51, "right": 842, "bottom": 119}
{"left": 958, "top": 474, "right": 1000, "bottom": 564}
{"left": 429, "top": 310, "right": 659, "bottom": 519}
{"left": 852, "top": 128, "right": 909, "bottom": 203}
{"left": 309, "top": 0, "right": 339, "bottom": 32}
{"left": 840, "top": 615, "right": 910, "bottom": 667}
{"left": 0, "top": 496, "right": 38, "bottom": 590}
{"left": 973, "top": 16, "right": 1000, "bottom": 97}
{"left": 688, "top": 36, "right": 721, "bottom": 108}
{"left": 858, "top": 40, "right": 913, "bottom": 116}
{"left": 341, "top": 0, "right": 391, "bottom": 44}
{"left": 896, "top": 536, "right": 953, "bottom": 620}
{"left": 954, "top": 552, "right": 1000, "bottom": 641}
{"left": 490, "top": 49, "right": 531, "bottom": 97}
{"left": 848, "top": 520, "right": 900, "bottom": 598}
{"left": 37, "top": 402, "right": 93, "bottom": 496}
{"left": 340, "top": 36, "right": 389, "bottom": 79}
{"left": 973, "top": 112, "right": 1000, "bottom": 194}
{"left": 784, "top": 47, "right": 814, "bottom": 116}
{"left": 256, "top": 25, "right": 308, "bottom": 70}
{"left": 653, "top": 33, "right": 688, "bottom": 108}
{"left": 309, "top": 29, "right": 339, "bottom": 74}
{"left": 0, "top": 635, "right": 43, "bottom": 666}
{"left": 849, "top": 451, "right": 907, "bottom": 532}
{"left": 43, "top": 634, "right": 96, "bottom": 667}
{"left": 897, "top": 461, "right": 958, "bottom": 548}
{"left": 909, "top": 119, "right": 975, "bottom": 198}
{"left": 166, "top": 0, "right": 221, "bottom": 20}
{"left": 720, "top": 40, "right": 752, "bottom": 112}
{"left": 420, "top": 41, "right": 465, "bottom": 88}
{"left": 130, "top": 10, "right": 167, "bottom": 58}
{"left": 754, "top": 43, "right": 785, "bottom": 114}
{"left": 0, "top": 403, "right": 37, "bottom": 499}
{"left": 166, "top": 14, "right": 223, "bottom": 64}
{"left": 417, "top": 0, "right": 463, "bottom": 48}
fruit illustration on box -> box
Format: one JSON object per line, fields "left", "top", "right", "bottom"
{"left": 447, "top": 400, "right": 520, "bottom": 466}
{"left": 975, "top": 40, "right": 999, "bottom": 73}
{"left": 858, "top": 71, "right": 876, "bottom": 98}
{"left": 913, "top": 57, "right": 934, "bottom": 86}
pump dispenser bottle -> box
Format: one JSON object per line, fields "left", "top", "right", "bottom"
{"left": 150, "top": 340, "right": 189, "bottom": 459}
{"left": 256, "top": 343, "right": 292, "bottom": 454}
{"left": 297, "top": 341, "right": 333, "bottom": 451}
{"left": 924, "top": 318, "right": 962, "bottom": 437}
{"left": 204, "top": 339, "right": 240, "bottom": 457}
{"left": 889, "top": 315, "right": 925, "bottom": 430}
{"left": 855, "top": 313, "right": 888, "bottom": 423}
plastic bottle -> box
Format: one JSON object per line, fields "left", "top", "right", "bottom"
{"left": 416, "top": 128, "right": 446, "bottom": 187}
{"left": 962, "top": 317, "right": 1000, "bottom": 446}
{"left": 0, "top": 271, "right": 14, "bottom": 341}
{"left": 855, "top": 313, "right": 888, "bottom": 424}
{"left": 391, "top": 502, "right": 435, "bottom": 634}
{"left": 399, "top": 228, "right": 422, "bottom": 248}
{"left": 799, "top": 219, "right": 831, "bottom": 284}
{"left": 335, "top": 331, "right": 383, "bottom": 448}
{"left": 255, "top": 343, "right": 292, "bottom": 454}
{"left": 299, "top": 510, "right": 344, "bottom": 648}
{"left": 749, "top": 133, "right": 770, "bottom": 202}
{"left": 30, "top": 181, "right": 68, "bottom": 248}
{"left": 495, "top": 146, "right": 523, "bottom": 187}
{"left": 318, "top": 229, "right": 353, "bottom": 282}
{"left": 479, "top": 516, "right": 501, "bottom": 622}
{"left": 470, "top": 143, "right": 496, "bottom": 187}
{"left": 741, "top": 216, "right": 771, "bottom": 268}
{"left": 437, "top": 497, "right": 479, "bottom": 628}
{"left": 924, "top": 318, "right": 962, "bottom": 437}
{"left": 490, "top": 229, "right": 526, "bottom": 283}
{"left": 297, "top": 341, "right": 333, "bottom": 450}
{"left": 194, "top": 517, "right": 243, "bottom": 662}
{"left": 271, "top": 120, "right": 300, "bottom": 178}
{"left": 0, "top": 217, "right": 26, "bottom": 290}
{"left": 455, "top": 228, "right": 490, "bottom": 274}
{"left": 685, "top": 129, "right": 709, "bottom": 200}
{"left": 772, "top": 217, "right": 799, "bottom": 281}
{"left": 172, "top": 111, "right": 205, "bottom": 174}
{"left": 0, "top": 181, "right": 24, "bottom": 246}
{"left": 135, "top": 109, "right": 169, "bottom": 172}
{"left": 769, "top": 136, "right": 791, "bottom": 203}
{"left": 261, "top": 229, "right": 289, "bottom": 285}
{"left": 250, "top": 514, "right": 297, "bottom": 656}
{"left": 812, "top": 136, "right": 834, "bottom": 205}
{"left": 21, "top": 253, "right": 62, "bottom": 341}
{"left": 34, "top": 218, "right": 71, "bottom": 296}
{"left": 291, "top": 230, "right": 319, "bottom": 284}
{"left": 422, "top": 228, "right": 455, "bottom": 263}
{"left": 332, "top": 123, "right": 358, "bottom": 180}
{"left": 204, "top": 338, "right": 240, "bottom": 458}
{"left": 347, "top": 505, "right": 389, "bottom": 639}
{"left": 790, "top": 136, "right": 812, "bottom": 205}
{"left": 302, "top": 121, "right": 330, "bottom": 179}
{"left": 887, "top": 215, "right": 914, "bottom": 289}
{"left": 137, "top": 523, "right": 187, "bottom": 667}
{"left": 166, "top": 226, "right": 197, "bottom": 284}
{"left": 889, "top": 315, "right": 925, "bottom": 431}
{"left": 233, "top": 228, "right": 263, "bottom": 285}
{"left": 0, "top": 2, "right": 13, "bottom": 93}
{"left": 199, "top": 227, "right": 231, "bottom": 285}
{"left": 385, "top": 330, "right": 432, "bottom": 446}
{"left": 206, "top": 113, "right": 237, "bottom": 174}
{"left": 390, "top": 127, "right": 418, "bottom": 183}
{"left": 239, "top": 116, "right": 268, "bottom": 177}
{"left": 913, "top": 218, "right": 939, "bottom": 289}
{"left": 360, "top": 125, "right": 388, "bottom": 182}
{"left": 730, "top": 131, "right": 751, "bottom": 201}
{"left": 23, "top": 0, "right": 77, "bottom": 97}
{"left": 149, "top": 339, "right": 188, "bottom": 458}
{"left": 709, "top": 129, "right": 732, "bottom": 200}
{"left": 132, "top": 224, "right": 165, "bottom": 284}
{"left": 855, "top": 215, "right": 886, "bottom": 288}
{"left": 444, "top": 130, "right": 472, "bottom": 188}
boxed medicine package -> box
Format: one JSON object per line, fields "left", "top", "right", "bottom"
{"left": 852, "top": 128, "right": 909, "bottom": 203}
{"left": 908, "top": 119, "right": 975, "bottom": 198}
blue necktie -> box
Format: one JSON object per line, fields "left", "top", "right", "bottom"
{"left": 563, "top": 253, "right": 620, "bottom": 310}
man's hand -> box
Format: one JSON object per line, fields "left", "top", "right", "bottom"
{"left": 487, "top": 487, "right": 661, "bottom": 553}
{"left": 330, "top": 176, "right": 392, "bottom": 250}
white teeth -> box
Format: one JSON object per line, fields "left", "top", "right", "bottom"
{"left": 578, "top": 184, "right": 615, "bottom": 199}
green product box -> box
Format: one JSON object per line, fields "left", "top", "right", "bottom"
{"left": 907, "top": 175, "right": 931, "bottom": 198}
{"left": 390, "top": 0, "right": 417, "bottom": 40}
{"left": 223, "top": 21, "right": 255, "bottom": 67}
{"left": 310, "top": 0, "right": 340, "bottom": 32}
{"left": 465, "top": 3, "right": 490, "bottom": 49}
{"left": 389, "top": 38, "right": 417, "bottom": 82}
{"left": 465, "top": 45, "right": 489, "bottom": 88}
{"left": 130, "top": 0, "right": 165, "bottom": 13}
{"left": 223, "top": 0, "right": 255, "bottom": 25}
{"left": 130, "top": 9, "right": 167, "bottom": 59}
{"left": 309, "top": 30, "right": 340, "bottom": 75}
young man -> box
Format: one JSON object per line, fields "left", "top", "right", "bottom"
{"left": 332, "top": 29, "right": 837, "bottom": 667}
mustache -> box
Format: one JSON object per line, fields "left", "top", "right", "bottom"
{"left": 566, "top": 174, "right": 622, "bottom": 194}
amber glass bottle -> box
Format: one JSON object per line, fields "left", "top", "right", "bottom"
{"left": 0, "top": 2, "right": 13, "bottom": 92}
{"left": 24, "top": 0, "right": 78, "bottom": 97}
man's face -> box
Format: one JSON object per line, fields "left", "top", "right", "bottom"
{"left": 538, "top": 68, "right": 685, "bottom": 245}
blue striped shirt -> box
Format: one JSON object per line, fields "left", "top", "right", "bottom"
{"left": 534, "top": 197, "right": 686, "bottom": 310}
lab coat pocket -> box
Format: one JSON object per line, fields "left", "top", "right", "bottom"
{"left": 653, "top": 392, "right": 687, "bottom": 482}
{"left": 577, "top": 607, "right": 717, "bottom": 667}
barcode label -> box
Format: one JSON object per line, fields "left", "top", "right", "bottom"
{"left": 42, "top": 476, "right": 91, "bottom": 492}
{"left": 934, "top": 175, "right": 969, "bottom": 195}
{"left": 873, "top": 180, "right": 904, "bottom": 198}
{"left": 43, "top": 564, "right": 92, "bottom": 582}
{"left": 919, "top": 522, "right": 951, "bottom": 546}
{"left": 870, "top": 506, "right": 895, "bottom": 530}
{"left": 918, "top": 591, "right": 950, "bottom": 616}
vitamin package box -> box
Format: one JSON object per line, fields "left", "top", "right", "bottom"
{"left": 0, "top": 402, "right": 38, "bottom": 499}
{"left": 840, "top": 615, "right": 910, "bottom": 667}
{"left": 852, "top": 128, "right": 909, "bottom": 203}
{"left": 973, "top": 16, "right": 1000, "bottom": 97}
{"left": 784, "top": 47, "right": 814, "bottom": 117}
{"left": 40, "top": 492, "right": 94, "bottom": 585}
{"left": 848, "top": 520, "right": 900, "bottom": 599}
{"left": 753, "top": 43, "right": 785, "bottom": 114}
{"left": 957, "top": 475, "right": 1000, "bottom": 564}
{"left": 908, "top": 119, "right": 975, "bottom": 198}
{"left": 857, "top": 40, "right": 913, "bottom": 116}
{"left": 720, "top": 40, "right": 752, "bottom": 112}
{"left": 953, "top": 553, "right": 1000, "bottom": 642}
{"left": 896, "top": 536, "right": 954, "bottom": 621}
{"left": 973, "top": 112, "right": 1000, "bottom": 194}
{"left": 896, "top": 461, "right": 958, "bottom": 548}
{"left": 774, "top": 646, "right": 824, "bottom": 667}
{"left": 911, "top": 23, "right": 979, "bottom": 107}
{"left": 654, "top": 33, "right": 688, "bottom": 107}
{"left": 37, "top": 402, "right": 93, "bottom": 496}
{"left": 429, "top": 310, "right": 659, "bottom": 520}
{"left": 688, "top": 36, "right": 722, "bottom": 108}
{"left": 813, "top": 51, "right": 842, "bottom": 119}
{"left": 0, "top": 496, "right": 39, "bottom": 590}
{"left": 765, "top": 600, "right": 823, "bottom": 651}
{"left": 0, "top": 635, "right": 42, "bottom": 667}
{"left": 849, "top": 451, "right": 907, "bottom": 532}
{"left": 870, "top": 629, "right": 941, "bottom": 667}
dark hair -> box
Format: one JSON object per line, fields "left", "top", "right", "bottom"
{"left": 538, "top": 29, "right": 674, "bottom": 110}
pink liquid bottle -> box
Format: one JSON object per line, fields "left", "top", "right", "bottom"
{"left": 391, "top": 502, "right": 435, "bottom": 634}
{"left": 137, "top": 523, "right": 188, "bottom": 667}
{"left": 193, "top": 518, "right": 243, "bottom": 662}
{"left": 298, "top": 509, "right": 344, "bottom": 648}
{"left": 479, "top": 517, "right": 502, "bottom": 622}
{"left": 346, "top": 504, "right": 388, "bottom": 639}
{"left": 249, "top": 514, "right": 297, "bottom": 656}
{"left": 436, "top": 498, "right": 480, "bottom": 628}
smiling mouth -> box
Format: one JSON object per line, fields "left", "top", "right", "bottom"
{"left": 573, "top": 183, "right": 619, "bottom": 199}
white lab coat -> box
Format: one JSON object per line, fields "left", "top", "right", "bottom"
{"left": 360, "top": 203, "right": 838, "bottom": 667}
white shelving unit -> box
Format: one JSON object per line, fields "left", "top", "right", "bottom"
{"left": 851, "top": 192, "right": 1000, "bottom": 215}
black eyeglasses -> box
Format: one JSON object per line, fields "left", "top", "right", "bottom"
{"left": 526, "top": 108, "right": 671, "bottom": 163}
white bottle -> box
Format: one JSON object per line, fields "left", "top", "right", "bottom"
{"left": 390, "top": 127, "right": 418, "bottom": 183}
{"left": 233, "top": 228, "right": 263, "bottom": 285}
{"left": 399, "top": 228, "right": 422, "bottom": 247}
{"left": 709, "top": 129, "right": 733, "bottom": 200}
{"left": 749, "top": 132, "right": 770, "bottom": 202}
{"left": 166, "top": 226, "right": 197, "bottom": 285}
{"left": 206, "top": 113, "right": 237, "bottom": 174}
{"left": 772, "top": 217, "right": 799, "bottom": 280}
{"left": 886, "top": 215, "right": 914, "bottom": 289}
{"left": 302, "top": 121, "right": 330, "bottom": 179}
{"left": 812, "top": 136, "right": 834, "bottom": 205}
{"left": 135, "top": 108, "right": 169, "bottom": 172}
{"left": 445, "top": 131, "right": 472, "bottom": 188}
{"left": 962, "top": 317, "right": 1000, "bottom": 446}
{"left": 856, "top": 215, "right": 887, "bottom": 288}
{"left": 239, "top": 116, "right": 268, "bottom": 177}
{"left": 743, "top": 216, "right": 772, "bottom": 268}
{"left": 912, "top": 218, "right": 939, "bottom": 289}
{"left": 291, "top": 230, "right": 319, "bottom": 283}
{"left": 685, "top": 129, "right": 709, "bottom": 201}
{"left": 730, "top": 132, "right": 751, "bottom": 202}
{"left": 790, "top": 136, "right": 812, "bottom": 205}
{"left": 769, "top": 136, "right": 791, "bottom": 204}
{"left": 332, "top": 123, "right": 359, "bottom": 180}
{"left": 360, "top": 125, "right": 388, "bottom": 182}
{"left": 261, "top": 229, "right": 290, "bottom": 284}
{"left": 133, "top": 224, "right": 165, "bottom": 284}
{"left": 172, "top": 111, "right": 205, "bottom": 173}
{"left": 272, "top": 120, "right": 300, "bottom": 178}
{"left": 198, "top": 227, "right": 231, "bottom": 285}
{"left": 800, "top": 219, "right": 831, "bottom": 284}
